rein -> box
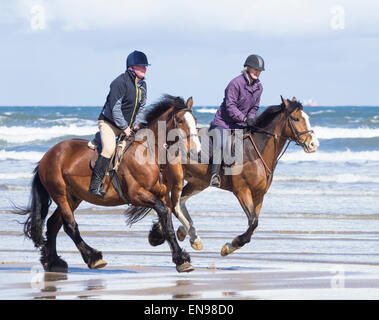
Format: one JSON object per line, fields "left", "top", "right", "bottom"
{"left": 246, "top": 110, "right": 313, "bottom": 175}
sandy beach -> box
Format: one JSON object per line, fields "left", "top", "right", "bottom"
{"left": 2, "top": 260, "right": 379, "bottom": 300}
{"left": 2, "top": 203, "right": 379, "bottom": 300}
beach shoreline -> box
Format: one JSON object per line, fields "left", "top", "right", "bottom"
{"left": 2, "top": 260, "right": 379, "bottom": 300}
{"left": 2, "top": 203, "right": 379, "bottom": 300}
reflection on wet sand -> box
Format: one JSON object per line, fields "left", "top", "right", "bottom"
{"left": 2, "top": 261, "right": 379, "bottom": 299}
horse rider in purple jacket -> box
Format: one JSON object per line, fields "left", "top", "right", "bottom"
{"left": 209, "top": 54, "right": 265, "bottom": 187}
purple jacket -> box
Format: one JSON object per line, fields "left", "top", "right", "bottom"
{"left": 212, "top": 72, "right": 263, "bottom": 129}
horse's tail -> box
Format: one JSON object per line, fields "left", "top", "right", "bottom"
{"left": 13, "top": 164, "right": 52, "bottom": 248}
{"left": 124, "top": 206, "right": 153, "bottom": 227}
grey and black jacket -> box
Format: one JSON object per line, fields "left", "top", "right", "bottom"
{"left": 99, "top": 70, "right": 147, "bottom": 130}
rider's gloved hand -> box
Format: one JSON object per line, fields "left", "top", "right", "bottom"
{"left": 245, "top": 117, "right": 256, "bottom": 127}
{"left": 123, "top": 127, "right": 132, "bottom": 137}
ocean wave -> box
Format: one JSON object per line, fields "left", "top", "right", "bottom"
{"left": 0, "top": 184, "right": 30, "bottom": 191}
{"left": 280, "top": 150, "right": 379, "bottom": 163}
{"left": 268, "top": 187, "right": 379, "bottom": 197}
{"left": 0, "top": 150, "right": 44, "bottom": 161}
{"left": 0, "top": 124, "right": 96, "bottom": 144}
{"left": 0, "top": 172, "right": 33, "bottom": 179}
{"left": 309, "top": 110, "right": 336, "bottom": 115}
{"left": 275, "top": 173, "right": 379, "bottom": 184}
{"left": 312, "top": 126, "right": 379, "bottom": 139}
{"left": 42, "top": 118, "right": 97, "bottom": 126}
{"left": 370, "top": 115, "right": 379, "bottom": 124}
{"left": 195, "top": 108, "right": 218, "bottom": 114}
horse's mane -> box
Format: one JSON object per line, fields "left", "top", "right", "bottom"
{"left": 254, "top": 99, "right": 304, "bottom": 129}
{"left": 144, "top": 94, "right": 187, "bottom": 124}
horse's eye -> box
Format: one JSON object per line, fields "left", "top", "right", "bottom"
{"left": 293, "top": 117, "right": 299, "bottom": 121}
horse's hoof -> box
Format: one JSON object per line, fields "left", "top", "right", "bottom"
{"left": 176, "top": 261, "right": 195, "bottom": 273}
{"left": 89, "top": 259, "right": 107, "bottom": 269}
{"left": 44, "top": 257, "right": 68, "bottom": 273}
{"left": 48, "top": 264, "right": 68, "bottom": 273}
{"left": 221, "top": 243, "right": 238, "bottom": 256}
{"left": 176, "top": 226, "right": 187, "bottom": 242}
{"left": 190, "top": 237, "right": 203, "bottom": 251}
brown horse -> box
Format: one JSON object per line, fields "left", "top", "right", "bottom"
{"left": 149, "top": 96, "right": 319, "bottom": 256}
{"left": 15, "top": 95, "right": 201, "bottom": 273}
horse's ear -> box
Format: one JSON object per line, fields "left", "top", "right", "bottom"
{"left": 280, "top": 95, "right": 290, "bottom": 108}
{"left": 186, "top": 96, "right": 193, "bottom": 109}
{"left": 292, "top": 96, "right": 297, "bottom": 102}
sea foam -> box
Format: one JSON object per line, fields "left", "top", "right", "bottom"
{"left": 0, "top": 124, "right": 96, "bottom": 144}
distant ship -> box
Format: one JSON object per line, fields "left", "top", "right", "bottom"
{"left": 302, "top": 98, "right": 318, "bottom": 107}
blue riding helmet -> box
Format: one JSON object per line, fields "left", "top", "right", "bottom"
{"left": 126, "top": 50, "right": 150, "bottom": 68}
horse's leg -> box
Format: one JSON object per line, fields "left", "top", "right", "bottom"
{"left": 155, "top": 194, "right": 194, "bottom": 272}
{"left": 177, "top": 180, "right": 207, "bottom": 250}
{"left": 150, "top": 178, "right": 205, "bottom": 251}
{"left": 41, "top": 198, "right": 82, "bottom": 272}
{"left": 58, "top": 196, "right": 106, "bottom": 269}
{"left": 221, "top": 189, "right": 263, "bottom": 256}
{"left": 40, "top": 208, "right": 65, "bottom": 272}
{"left": 130, "top": 186, "right": 193, "bottom": 272}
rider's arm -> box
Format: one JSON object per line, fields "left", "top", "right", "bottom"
{"left": 109, "top": 81, "right": 128, "bottom": 130}
{"left": 223, "top": 81, "right": 246, "bottom": 123}
{"left": 246, "top": 84, "right": 263, "bottom": 119}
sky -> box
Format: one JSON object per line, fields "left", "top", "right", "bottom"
{"left": 0, "top": 0, "right": 378, "bottom": 107}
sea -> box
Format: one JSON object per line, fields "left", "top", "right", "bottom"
{"left": 1, "top": 105, "right": 379, "bottom": 276}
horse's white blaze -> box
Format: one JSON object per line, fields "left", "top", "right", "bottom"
{"left": 301, "top": 110, "right": 319, "bottom": 150}
{"left": 184, "top": 112, "right": 201, "bottom": 153}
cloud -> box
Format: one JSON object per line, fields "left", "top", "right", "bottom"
{"left": 4, "top": 0, "right": 379, "bottom": 36}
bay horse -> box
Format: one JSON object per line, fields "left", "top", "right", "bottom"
{"left": 15, "top": 95, "right": 200, "bottom": 273}
{"left": 149, "top": 96, "right": 319, "bottom": 256}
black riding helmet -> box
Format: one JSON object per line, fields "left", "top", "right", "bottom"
{"left": 244, "top": 54, "right": 265, "bottom": 71}
{"left": 126, "top": 50, "right": 150, "bottom": 68}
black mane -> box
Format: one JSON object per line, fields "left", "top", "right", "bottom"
{"left": 254, "top": 99, "right": 303, "bottom": 129}
{"left": 144, "top": 94, "right": 186, "bottom": 124}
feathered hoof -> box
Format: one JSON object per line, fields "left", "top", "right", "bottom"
{"left": 89, "top": 259, "right": 107, "bottom": 269}
{"left": 190, "top": 237, "right": 203, "bottom": 251}
{"left": 44, "top": 257, "right": 68, "bottom": 273}
{"left": 176, "top": 226, "right": 187, "bottom": 242}
{"left": 176, "top": 261, "right": 195, "bottom": 273}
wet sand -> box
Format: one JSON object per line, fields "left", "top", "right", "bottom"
{"left": 2, "top": 206, "right": 379, "bottom": 300}
{"left": 2, "top": 259, "right": 379, "bottom": 300}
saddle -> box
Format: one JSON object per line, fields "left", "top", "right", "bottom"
{"left": 202, "top": 127, "right": 238, "bottom": 168}
{"left": 88, "top": 132, "right": 134, "bottom": 173}
{"left": 87, "top": 133, "right": 135, "bottom": 203}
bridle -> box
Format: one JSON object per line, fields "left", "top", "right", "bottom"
{"left": 165, "top": 108, "right": 200, "bottom": 148}
{"left": 246, "top": 107, "right": 314, "bottom": 175}
{"left": 250, "top": 109, "right": 313, "bottom": 146}
{"left": 286, "top": 114, "right": 314, "bottom": 150}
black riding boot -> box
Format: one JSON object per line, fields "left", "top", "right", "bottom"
{"left": 89, "top": 155, "right": 111, "bottom": 197}
{"left": 209, "top": 163, "right": 221, "bottom": 188}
